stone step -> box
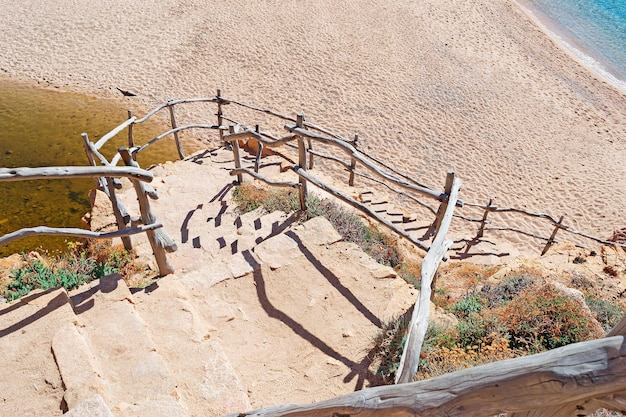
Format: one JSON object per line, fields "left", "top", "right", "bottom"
{"left": 69, "top": 275, "right": 187, "bottom": 416}
{"left": 173, "top": 207, "right": 297, "bottom": 289}
{"left": 52, "top": 321, "right": 110, "bottom": 411}
{"left": 132, "top": 275, "right": 250, "bottom": 416}
{"left": 0, "top": 288, "right": 75, "bottom": 416}
{"left": 183, "top": 216, "right": 417, "bottom": 408}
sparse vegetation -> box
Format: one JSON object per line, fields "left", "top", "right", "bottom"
{"left": 373, "top": 268, "right": 607, "bottom": 383}
{"left": 232, "top": 183, "right": 622, "bottom": 393}
{"left": 232, "top": 183, "right": 302, "bottom": 214}
{"left": 371, "top": 311, "right": 411, "bottom": 384}
{"left": 1, "top": 240, "right": 145, "bottom": 301}
{"left": 232, "top": 183, "right": 401, "bottom": 268}
{"left": 586, "top": 296, "right": 626, "bottom": 332}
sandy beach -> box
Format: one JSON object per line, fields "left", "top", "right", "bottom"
{"left": 0, "top": 0, "right": 624, "bottom": 253}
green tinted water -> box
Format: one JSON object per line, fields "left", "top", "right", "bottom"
{"left": 0, "top": 79, "right": 181, "bottom": 257}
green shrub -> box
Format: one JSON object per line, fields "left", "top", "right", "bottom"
{"left": 480, "top": 274, "right": 535, "bottom": 308}
{"left": 449, "top": 290, "right": 486, "bottom": 319}
{"left": 3, "top": 243, "right": 133, "bottom": 301}
{"left": 5, "top": 257, "right": 92, "bottom": 301}
{"left": 499, "top": 284, "right": 596, "bottom": 352}
{"left": 585, "top": 296, "right": 625, "bottom": 333}
{"left": 455, "top": 314, "right": 507, "bottom": 349}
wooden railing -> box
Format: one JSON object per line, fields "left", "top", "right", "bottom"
{"left": 0, "top": 166, "right": 174, "bottom": 276}
{"left": 69, "top": 90, "right": 625, "bottom": 265}
{"left": 53, "top": 91, "right": 624, "bottom": 413}
{"left": 2, "top": 90, "right": 623, "bottom": 414}
{"left": 78, "top": 88, "right": 625, "bottom": 362}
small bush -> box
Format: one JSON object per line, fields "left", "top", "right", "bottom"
{"left": 3, "top": 242, "right": 134, "bottom": 301}
{"left": 498, "top": 283, "right": 597, "bottom": 352}
{"left": 455, "top": 314, "right": 507, "bottom": 349}
{"left": 372, "top": 312, "right": 411, "bottom": 383}
{"left": 480, "top": 274, "right": 535, "bottom": 308}
{"left": 449, "top": 290, "right": 486, "bottom": 319}
{"left": 417, "top": 333, "right": 514, "bottom": 380}
{"left": 586, "top": 296, "right": 626, "bottom": 333}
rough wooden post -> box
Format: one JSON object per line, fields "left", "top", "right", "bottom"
{"left": 307, "top": 136, "right": 314, "bottom": 170}
{"left": 229, "top": 125, "right": 243, "bottom": 184}
{"left": 81, "top": 134, "right": 132, "bottom": 250}
{"left": 81, "top": 133, "right": 107, "bottom": 191}
{"left": 476, "top": 198, "right": 493, "bottom": 238}
{"left": 167, "top": 98, "right": 185, "bottom": 160}
{"left": 254, "top": 124, "right": 263, "bottom": 173}
{"left": 429, "top": 170, "right": 455, "bottom": 237}
{"left": 216, "top": 88, "right": 225, "bottom": 144}
{"left": 119, "top": 147, "right": 174, "bottom": 276}
{"left": 104, "top": 177, "right": 133, "bottom": 251}
{"left": 396, "top": 175, "right": 461, "bottom": 384}
{"left": 541, "top": 215, "right": 565, "bottom": 256}
{"left": 297, "top": 113, "right": 308, "bottom": 211}
{"left": 349, "top": 133, "right": 358, "bottom": 186}
{"left": 127, "top": 110, "right": 135, "bottom": 148}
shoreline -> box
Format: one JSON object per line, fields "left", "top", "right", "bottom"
{"left": 0, "top": 0, "right": 624, "bottom": 254}
{"left": 514, "top": 0, "right": 626, "bottom": 95}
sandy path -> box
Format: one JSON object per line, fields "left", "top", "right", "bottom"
{"left": 0, "top": 0, "right": 624, "bottom": 252}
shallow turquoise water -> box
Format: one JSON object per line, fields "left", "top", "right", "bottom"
{"left": 0, "top": 79, "right": 179, "bottom": 256}
{"left": 527, "top": 0, "right": 626, "bottom": 90}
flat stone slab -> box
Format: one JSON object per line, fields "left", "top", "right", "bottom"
{"left": 0, "top": 288, "right": 75, "bottom": 416}
{"left": 69, "top": 275, "right": 187, "bottom": 416}
{"left": 133, "top": 275, "right": 251, "bottom": 416}
{"left": 63, "top": 395, "right": 114, "bottom": 417}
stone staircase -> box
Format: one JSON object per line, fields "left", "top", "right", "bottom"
{"left": 0, "top": 147, "right": 423, "bottom": 416}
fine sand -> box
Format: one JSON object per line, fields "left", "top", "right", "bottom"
{"left": 0, "top": 0, "right": 625, "bottom": 254}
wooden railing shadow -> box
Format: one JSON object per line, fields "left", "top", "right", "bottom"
{"left": 248, "top": 254, "right": 379, "bottom": 392}
{"left": 0, "top": 288, "right": 69, "bottom": 338}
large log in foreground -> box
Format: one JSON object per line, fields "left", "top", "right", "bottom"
{"left": 222, "top": 336, "right": 626, "bottom": 417}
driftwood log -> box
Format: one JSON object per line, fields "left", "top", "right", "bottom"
{"left": 0, "top": 166, "right": 153, "bottom": 183}
{"left": 221, "top": 335, "right": 626, "bottom": 417}
{"left": 395, "top": 173, "right": 461, "bottom": 384}
{"left": 0, "top": 224, "right": 162, "bottom": 247}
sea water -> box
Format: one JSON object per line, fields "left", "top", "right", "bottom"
{"left": 524, "top": 0, "right": 626, "bottom": 92}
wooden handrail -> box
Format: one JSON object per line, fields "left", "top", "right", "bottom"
{"left": 395, "top": 173, "right": 461, "bottom": 383}
{"left": 0, "top": 166, "right": 153, "bottom": 183}
{"left": 0, "top": 224, "right": 162, "bottom": 247}
{"left": 136, "top": 124, "right": 225, "bottom": 154}
{"left": 78, "top": 94, "right": 626, "bottom": 258}
{"left": 285, "top": 124, "right": 450, "bottom": 203}
{"left": 93, "top": 117, "right": 136, "bottom": 150}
